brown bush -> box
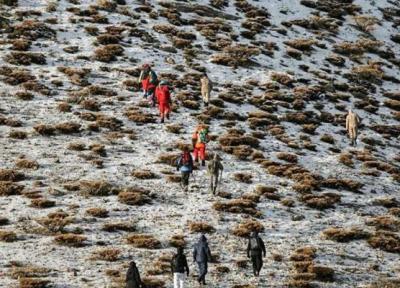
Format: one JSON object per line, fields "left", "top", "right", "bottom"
{"left": 213, "top": 199, "right": 259, "bottom": 216}
{"left": 165, "top": 124, "right": 183, "bottom": 134}
{"left": 15, "top": 159, "right": 39, "bottom": 170}
{"left": 68, "top": 142, "right": 86, "bottom": 151}
{"left": 300, "top": 193, "right": 340, "bottom": 210}
{"left": 96, "top": 33, "right": 120, "bottom": 45}
{"left": 211, "top": 44, "right": 260, "bottom": 67}
{"left": 80, "top": 99, "right": 100, "bottom": 111}
{"left": 232, "top": 145, "right": 253, "bottom": 160}
{"left": 19, "top": 278, "right": 50, "bottom": 288}
{"left": 232, "top": 219, "right": 264, "bottom": 238}
{"left": 368, "top": 231, "right": 400, "bottom": 253}
{"left": 131, "top": 169, "right": 157, "bottom": 179}
{"left": 281, "top": 198, "right": 295, "bottom": 207}
{"left": 285, "top": 39, "right": 317, "bottom": 51}
{"left": 290, "top": 247, "right": 316, "bottom": 262}
{"left": 0, "top": 230, "right": 17, "bottom": 242}
{"left": 30, "top": 198, "right": 55, "bottom": 208}
{"left": 320, "top": 134, "right": 335, "bottom": 144}
{"left": 322, "top": 178, "right": 363, "bottom": 192}
{"left": 118, "top": 191, "right": 151, "bottom": 206}
{"left": 10, "top": 265, "right": 51, "bottom": 279}
{"left": 54, "top": 233, "right": 87, "bottom": 247}
{"left": 97, "top": 0, "right": 117, "bottom": 11}
{"left": 169, "top": 234, "right": 186, "bottom": 248}
{"left": 102, "top": 221, "right": 136, "bottom": 232}
{"left": 339, "top": 153, "right": 354, "bottom": 167}
{"left": 322, "top": 227, "right": 370, "bottom": 242}
{"left": 157, "top": 153, "right": 180, "bottom": 166}
{"left": 5, "top": 52, "right": 46, "bottom": 65}
{"left": 125, "top": 108, "right": 156, "bottom": 124}
{"left": 219, "top": 135, "right": 259, "bottom": 148}
{"left": 354, "top": 15, "right": 378, "bottom": 32}
{"left": 34, "top": 124, "right": 56, "bottom": 136}
{"left": 91, "top": 248, "right": 121, "bottom": 261}
{"left": 366, "top": 216, "right": 400, "bottom": 232}
{"left": 389, "top": 208, "right": 400, "bottom": 217}
{"left": 0, "top": 169, "right": 25, "bottom": 182}
{"left": 233, "top": 172, "right": 252, "bottom": 183}
{"left": 0, "top": 181, "right": 24, "bottom": 196}
{"left": 79, "top": 180, "right": 114, "bottom": 196}
{"left": 55, "top": 122, "right": 81, "bottom": 134}
{"left": 86, "top": 207, "right": 109, "bottom": 218}
{"left": 57, "top": 102, "right": 71, "bottom": 112}
{"left": 126, "top": 234, "right": 161, "bottom": 249}
{"left": 189, "top": 222, "right": 216, "bottom": 234}
{"left": 9, "top": 130, "right": 28, "bottom": 139}
{"left": 277, "top": 152, "right": 298, "bottom": 163}
{"left": 94, "top": 44, "right": 124, "bottom": 62}
{"left": 15, "top": 91, "right": 34, "bottom": 100}
{"left": 141, "top": 278, "right": 165, "bottom": 288}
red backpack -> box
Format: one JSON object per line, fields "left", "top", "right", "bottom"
{"left": 181, "top": 152, "right": 191, "bottom": 166}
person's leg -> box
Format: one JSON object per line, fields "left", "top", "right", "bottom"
{"left": 202, "top": 262, "right": 208, "bottom": 284}
{"left": 209, "top": 174, "right": 214, "bottom": 194}
{"left": 213, "top": 172, "right": 219, "bottom": 195}
{"left": 174, "top": 272, "right": 179, "bottom": 288}
{"left": 251, "top": 255, "right": 257, "bottom": 276}
{"left": 257, "top": 255, "right": 263, "bottom": 276}
{"left": 179, "top": 272, "right": 185, "bottom": 288}
{"left": 200, "top": 145, "right": 206, "bottom": 166}
{"left": 197, "top": 262, "right": 202, "bottom": 283}
{"left": 204, "top": 92, "right": 209, "bottom": 106}
{"left": 193, "top": 148, "right": 199, "bottom": 162}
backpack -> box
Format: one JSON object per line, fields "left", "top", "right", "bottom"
{"left": 198, "top": 129, "right": 208, "bottom": 144}
{"left": 250, "top": 237, "right": 260, "bottom": 250}
{"left": 181, "top": 152, "right": 191, "bottom": 166}
{"left": 150, "top": 71, "right": 158, "bottom": 85}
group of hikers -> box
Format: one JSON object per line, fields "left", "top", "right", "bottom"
{"left": 126, "top": 232, "right": 266, "bottom": 288}
{"left": 126, "top": 64, "right": 362, "bottom": 287}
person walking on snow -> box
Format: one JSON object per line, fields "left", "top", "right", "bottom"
{"left": 346, "top": 108, "right": 360, "bottom": 147}
{"left": 176, "top": 146, "right": 194, "bottom": 192}
{"left": 193, "top": 234, "right": 212, "bottom": 286}
{"left": 126, "top": 261, "right": 143, "bottom": 288}
{"left": 247, "top": 231, "right": 266, "bottom": 277}
{"left": 171, "top": 247, "right": 190, "bottom": 288}
{"left": 138, "top": 64, "right": 158, "bottom": 106}
{"left": 155, "top": 80, "right": 171, "bottom": 123}
{"left": 200, "top": 73, "right": 213, "bottom": 107}
{"left": 207, "top": 153, "right": 223, "bottom": 195}
{"left": 192, "top": 125, "right": 210, "bottom": 167}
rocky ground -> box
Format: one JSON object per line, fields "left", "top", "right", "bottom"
{"left": 0, "top": 0, "right": 400, "bottom": 287}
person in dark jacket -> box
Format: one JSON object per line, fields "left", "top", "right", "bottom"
{"left": 126, "top": 261, "right": 143, "bottom": 288}
{"left": 247, "top": 231, "right": 266, "bottom": 277}
{"left": 176, "top": 146, "right": 194, "bottom": 192}
{"left": 193, "top": 234, "right": 212, "bottom": 285}
{"left": 171, "top": 247, "right": 189, "bottom": 288}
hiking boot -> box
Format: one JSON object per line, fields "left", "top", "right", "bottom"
{"left": 201, "top": 160, "right": 205, "bottom": 166}
{"left": 160, "top": 118, "right": 164, "bottom": 124}
{"left": 166, "top": 113, "right": 170, "bottom": 120}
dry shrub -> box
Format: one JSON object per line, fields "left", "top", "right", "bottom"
{"left": 385, "top": 100, "right": 400, "bottom": 111}
{"left": 254, "top": 185, "right": 277, "bottom": 195}
{"left": 0, "top": 181, "right": 24, "bottom": 196}
{"left": 131, "top": 169, "right": 157, "bottom": 180}
{"left": 34, "top": 124, "right": 55, "bottom": 136}
{"left": 9, "top": 20, "right": 55, "bottom": 41}
{"left": 300, "top": 193, "right": 340, "bottom": 210}
{"left": 232, "top": 219, "right": 264, "bottom": 238}
{"left": 338, "top": 153, "right": 353, "bottom": 167}
{"left": 285, "top": 39, "right": 317, "bottom": 51}
{"left": 232, "top": 145, "right": 253, "bottom": 160}
{"left": 126, "top": 234, "right": 161, "bottom": 249}
{"left": 94, "top": 44, "right": 124, "bottom": 62}
{"left": 0, "top": 230, "right": 17, "bottom": 242}
{"left": 169, "top": 234, "right": 186, "bottom": 248}
{"left": 30, "top": 198, "right": 55, "bottom": 208}
{"left": 5, "top": 52, "right": 46, "bottom": 65}
{"left": 157, "top": 153, "right": 180, "bottom": 166}
{"left": 322, "top": 227, "right": 370, "bottom": 242}
{"left": 97, "top": 0, "right": 117, "bottom": 11}
{"left": 55, "top": 122, "right": 81, "bottom": 134}
{"left": 86, "top": 207, "right": 109, "bottom": 218}
{"left": 211, "top": 44, "right": 260, "bottom": 67}
{"left": 233, "top": 172, "right": 252, "bottom": 183}
{"left": 89, "top": 143, "right": 106, "bottom": 156}
{"left": 91, "top": 248, "right": 121, "bottom": 261}
{"left": 102, "top": 221, "right": 136, "bottom": 232}
{"left": 366, "top": 216, "right": 400, "bottom": 232}
{"left": 57, "top": 102, "right": 71, "bottom": 112}
{"left": 96, "top": 33, "right": 120, "bottom": 45}
{"left": 368, "top": 231, "right": 400, "bottom": 253}
{"left": 165, "top": 124, "right": 182, "bottom": 134}
{"left": 290, "top": 247, "right": 316, "bottom": 262}
{"left": 182, "top": 100, "right": 200, "bottom": 110}
{"left": 10, "top": 265, "right": 51, "bottom": 279}
{"left": 354, "top": 15, "right": 378, "bottom": 32}
{"left": 189, "top": 222, "right": 215, "bottom": 234}
{"left": 36, "top": 212, "right": 73, "bottom": 234}
{"left": 142, "top": 278, "right": 165, "bottom": 288}
{"left": 19, "top": 278, "right": 50, "bottom": 288}
{"left": 96, "top": 115, "right": 123, "bottom": 131}
{"left": 68, "top": 142, "right": 86, "bottom": 151}
{"left": 118, "top": 190, "right": 151, "bottom": 206}
{"left": 0, "top": 169, "right": 25, "bottom": 182}
{"left": 54, "top": 233, "right": 86, "bottom": 247}
{"left": 389, "top": 208, "right": 400, "bottom": 217}
{"left": 320, "top": 134, "right": 335, "bottom": 144}
{"left": 277, "top": 152, "right": 298, "bottom": 163}
{"left": 219, "top": 135, "right": 259, "bottom": 148}
{"left": 322, "top": 178, "right": 363, "bottom": 192}
{"left": 270, "top": 71, "right": 294, "bottom": 86}
{"left": 213, "top": 199, "right": 259, "bottom": 216}
{"left": 9, "top": 130, "right": 28, "bottom": 139}
{"left": 308, "top": 265, "right": 334, "bottom": 282}
{"left": 351, "top": 62, "right": 383, "bottom": 82}
{"left": 125, "top": 108, "right": 156, "bottom": 124}
{"left": 15, "top": 91, "right": 34, "bottom": 100}
{"left": 80, "top": 99, "right": 100, "bottom": 111}
{"left": 79, "top": 180, "right": 114, "bottom": 196}
{"left": 15, "top": 159, "right": 39, "bottom": 170}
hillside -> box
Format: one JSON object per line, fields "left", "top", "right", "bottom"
{"left": 0, "top": 0, "right": 400, "bottom": 287}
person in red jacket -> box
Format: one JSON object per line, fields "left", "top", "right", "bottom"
{"left": 192, "top": 125, "right": 210, "bottom": 166}
{"left": 155, "top": 81, "right": 171, "bottom": 123}
{"left": 138, "top": 64, "right": 158, "bottom": 107}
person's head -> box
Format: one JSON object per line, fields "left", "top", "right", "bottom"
{"left": 213, "top": 153, "right": 221, "bottom": 161}
{"left": 142, "top": 64, "right": 151, "bottom": 71}
{"left": 129, "top": 261, "right": 136, "bottom": 268}
{"left": 251, "top": 231, "right": 258, "bottom": 238}
{"left": 348, "top": 108, "right": 353, "bottom": 114}
{"left": 159, "top": 80, "right": 167, "bottom": 86}
{"left": 183, "top": 146, "right": 190, "bottom": 153}
{"left": 200, "top": 234, "right": 207, "bottom": 242}
{"left": 177, "top": 247, "right": 184, "bottom": 255}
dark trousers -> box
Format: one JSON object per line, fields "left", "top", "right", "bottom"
{"left": 181, "top": 172, "right": 190, "bottom": 188}
{"left": 251, "top": 254, "right": 263, "bottom": 276}
{"left": 197, "top": 262, "right": 208, "bottom": 284}
{"left": 209, "top": 173, "right": 219, "bottom": 195}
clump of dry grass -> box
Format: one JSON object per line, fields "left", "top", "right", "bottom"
{"left": 55, "top": 122, "right": 81, "bottom": 134}
{"left": 320, "top": 134, "right": 335, "bottom": 144}
{"left": 233, "top": 172, "right": 253, "bottom": 183}
{"left": 211, "top": 44, "right": 260, "bottom": 67}
{"left": 338, "top": 153, "right": 354, "bottom": 167}
{"left": 277, "top": 152, "right": 298, "bottom": 163}
{"left": 368, "top": 231, "right": 400, "bottom": 253}
{"left": 0, "top": 181, "right": 24, "bottom": 196}
{"left": 57, "top": 102, "right": 71, "bottom": 112}
{"left": 285, "top": 38, "right": 317, "bottom": 51}
{"left": 30, "top": 198, "right": 55, "bottom": 208}
{"left": 102, "top": 221, "right": 136, "bottom": 232}
{"left": 351, "top": 62, "right": 384, "bottom": 83}
{"left": 125, "top": 108, "right": 156, "bottom": 124}
{"left": 142, "top": 278, "right": 166, "bottom": 288}
{"left": 91, "top": 248, "right": 121, "bottom": 262}
{"left": 34, "top": 124, "right": 56, "bottom": 136}
{"left": 232, "top": 219, "right": 264, "bottom": 238}
{"left": 322, "top": 227, "right": 370, "bottom": 242}
{"left": 322, "top": 178, "right": 363, "bottom": 192}
{"left": 131, "top": 169, "right": 157, "bottom": 180}
{"left": 165, "top": 123, "right": 183, "bottom": 134}
{"left": 290, "top": 247, "right": 316, "bottom": 262}
{"left": 169, "top": 234, "right": 186, "bottom": 248}
{"left": 366, "top": 216, "right": 400, "bottom": 232}
{"left": 270, "top": 71, "right": 294, "bottom": 86}
{"left": 300, "top": 193, "right": 341, "bottom": 210}
{"left": 79, "top": 180, "right": 114, "bottom": 196}
{"left": 189, "top": 222, "right": 216, "bottom": 234}
{"left": 353, "top": 15, "right": 378, "bottom": 32}
{"left": 15, "top": 159, "right": 39, "bottom": 170}
{"left": 5, "top": 52, "right": 46, "bottom": 65}
{"left": 15, "top": 91, "right": 34, "bottom": 101}
{"left": 126, "top": 234, "right": 161, "bottom": 249}
{"left": 0, "top": 169, "right": 25, "bottom": 182}
{"left": 36, "top": 212, "right": 74, "bottom": 234}
{"left": 19, "top": 278, "right": 51, "bottom": 288}
{"left": 54, "top": 233, "right": 87, "bottom": 247}
{"left": 86, "top": 207, "right": 109, "bottom": 218}
{"left": 213, "top": 199, "right": 259, "bottom": 216}
{"left": 68, "top": 142, "right": 86, "bottom": 151}
{"left": 9, "top": 130, "right": 28, "bottom": 139}
{"left": 94, "top": 44, "right": 124, "bottom": 62}
{"left": 118, "top": 188, "right": 151, "bottom": 206}
{"left": 157, "top": 153, "right": 180, "bottom": 166}
{"left": 0, "top": 230, "right": 17, "bottom": 242}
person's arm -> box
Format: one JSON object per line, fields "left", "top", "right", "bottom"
{"left": 206, "top": 245, "right": 212, "bottom": 262}
{"left": 345, "top": 116, "right": 349, "bottom": 131}
{"left": 135, "top": 267, "right": 142, "bottom": 285}
{"left": 170, "top": 257, "right": 175, "bottom": 276}
{"left": 247, "top": 239, "right": 251, "bottom": 258}
{"left": 260, "top": 238, "right": 266, "bottom": 257}
{"left": 138, "top": 70, "right": 144, "bottom": 83}
{"left": 184, "top": 256, "right": 190, "bottom": 276}
{"left": 193, "top": 246, "right": 197, "bottom": 262}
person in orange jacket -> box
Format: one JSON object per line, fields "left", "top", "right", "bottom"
{"left": 192, "top": 125, "right": 210, "bottom": 166}
{"left": 155, "top": 81, "right": 171, "bottom": 123}
{"left": 138, "top": 64, "right": 158, "bottom": 106}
